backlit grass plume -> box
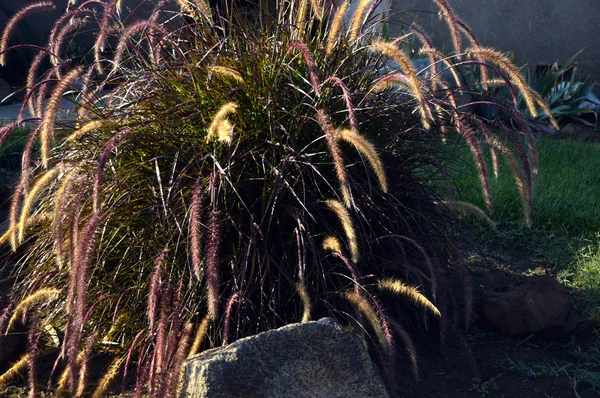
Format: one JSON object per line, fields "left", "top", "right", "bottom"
{"left": 0, "top": 0, "right": 548, "bottom": 395}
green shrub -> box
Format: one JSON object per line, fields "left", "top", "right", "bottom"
{"left": 0, "top": 0, "right": 545, "bottom": 395}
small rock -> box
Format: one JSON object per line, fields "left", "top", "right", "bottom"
{"left": 482, "top": 275, "right": 575, "bottom": 336}
{"left": 181, "top": 318, "right": 389, "bottom": 398}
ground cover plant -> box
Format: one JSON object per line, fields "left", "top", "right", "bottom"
{"left": 0, "top": 0, "right": 554, "bottom": 396}
{"left": 447, "top": 131, "right": 600, "bottom": 395}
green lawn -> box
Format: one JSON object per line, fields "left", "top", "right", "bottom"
{"left": 447, "top": 133, "right": 600, "bottom": 320}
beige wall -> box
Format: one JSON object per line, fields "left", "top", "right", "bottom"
{"left": 389, "top": 0, "right": 600, "bottom": 87}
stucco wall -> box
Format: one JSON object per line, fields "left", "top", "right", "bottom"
{"left": 388, "top": 0, "right": 600, "bottom": 86}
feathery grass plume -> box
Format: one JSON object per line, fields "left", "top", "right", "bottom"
{"left": 177, "top": 0, "right": 195, "bottom": 14}
{"left": 370, "top": 41, "right": 432, "bottom": 129}
{"left": 55, "top": 365, "right": 70, "bottom": 398}
{"left": 52, "top": 17, "right": 88, "bottom": 72}
{"left": 111, "top": 20, "right": 167, "bottom": 76}
{"left": 388, "top": 319, "right": 419, "bottom": 380}
{"left": 322, "top": 76, "right": 357, "bottom": 130}
{"left": 371, "top": 74, "right": 412, "bottom": 93}
{"left": 191, "top": 0, "right": 213, "bottom": 23}
{"left": 206, "top": 208, "right": 222, "bottom": 321}
{"left": 316, "top": 110, "right": 351, "bottom": 207}
{"left": 431, "top": 0, "right": 461, "bottom": 53}
{"left": 378, "top": 278, "right": 441, "bottom": 317}
{"left": 20, "top": 125, "right": 42, "bottom": 194}
{"left": 456, "top": 118, "right": 493, "bottom": 213}
{"left": 349, "top": 0, "right": 371, "bottom": 41}
{"left": 530, "top": 90, "right": 560, "bottom": 131}
{"left": 191, "top": 177, "right": 204, "bottom": 280}
{"left": 148, "top": 246, "right": 168, "bottom": 331}
{"left": 0, "top": 1, "right": 55, "bottom": 66}
{"left": 344, "top": 291, "right": 387, "bottom": 349}
{"left": 188, "top": 315, "right": 210, "bottom": 357}
{"left": 325, "top": 199, "right": 359, "bottom": 263}
{"left": 27, "top": 328, "right": 42, "bottom": 398}
{"left": 454, "top": 18, "right": 489, "bottom": 89}
{"left": 0, "top": 213, "right": 50, "bottom": 248}
{"left": 53, "top": 168, "right": 81, "bottom": 268}
{"left": 5, "top": 288, "right": 61, "bottom": 335}
{"left": 296, "top": 0, "right": 309, "bottom": 42}
{"left": 18, "top": 165, "right": 63, "bottom": 244}
{"left": 288, "top": 42, "right": 321, "bottom": 95}
{"left": 296, "top": 282, "right": 312, "bottom": 323}
{"left": 207, "top": 102, "right": 238, "bottom": 143}
{"left": 222, "top": 291, "right": 240, "bottom": 345}
{"left": 170, "top": 322, "right": 194, "bottom": 397}
{"left": 207, "top": 66, "right": 244, "bottom": 84}
{"left": 94, "top": 0, "right": 116, "bottom": 73}
{"left": 332, "top": 252, "right": 362, "bottom": 295}
{"left": 91, "top": 356, "right": 125, "bottom": 398}
{"left": 393, "top": 235, "right": 439, "bottom": 302}
{"left": 334, "top": 128, "right": 387, "bottom": 192}
{"left": 467, "top": 47, "right": 538, "bottom": 118}
{"left": 0, "top": 353, "right": 30, "bottom": 388}
{"left": 75, "top": 332, "right": 96, "bottom": 397}
{"left": 322, "top": 235, "right": 342, "bottom": 253}
{"left": 151, "top": 286, "right": 171, "bottom": 394}
{"left": 103, "top": 313, "right": 128, "bottom": 343}
{"left": 407, "top": 23, "right": 438, "bottom": 88}
{"left": 8, "top": 179, "right": 25, "bottom": 251}
{"left": 25, "top": 51, "right": 48, "bottom": 116}
{"left": 419, "top": 47, "right": 463, "bottom": 89}
{"left": 94, "top": 129, "right": 130, "bottom": 213}
{"left": 441, "top": 200, "right": 497, "bottom": 229}
{"left": 484, "top": 137, "right": 532, "bottom": 228}
{"left": 121, "top": 331, "right": 145, "bottom": 395}
{"left": 325, "top": 1, "right": 349, "bottom": 56}
{"left": 40, "top": 66, "right": 83, "bottom": 168}
{"left": 66, "top": 120, "right": 106, "bottom": 143}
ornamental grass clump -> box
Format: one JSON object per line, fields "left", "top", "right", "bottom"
{"left": 0, "top": 0, "right": 543, "bottom": 395}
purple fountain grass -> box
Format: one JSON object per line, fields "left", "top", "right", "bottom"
{"left": 20, "top": 126, "right": 42, "bottom": 193}
{"left": 111, "top": 19, "right": 167, "bottom": 76}
{"left": 164, "top": 282, "right": 184, "bottom": 368}
{"left": 0, "top": 1, "right": 56, "bottom": 66}
{"left": 148, "top": 246, "right": 168, "bottom": 331}
{"left": 392, "top": 235, "right": 438, "bottom": 302}
{"left": 25, "top": 51, "right": 50, "bottom": 116}
{"left": 53, "top": 169, "right": 81, "bottom": 268}
{"left": 94, "top": 0, "right": 117, "bottom": 73}
{"left": 52, "top": 18, "right": 89, "bottom": 73}
{"left": 288, "top": 41, "right": 321, "bottom": 95}
{"left": 222, "top": 291, "right": 240, "bottom": 345}
{"left": 40, "top": 66, "right": 83, "bottom": 168}
{"left": 431, "top": 0, "right": 461, "bottom": 54}
{"left": 348, "top": 0, "right": 371, "bottom": 42}
{"left": 75, "top": 331, "right": 97, "bottom": 397}
{"left": 167, "top": 321, "right": 193, "bottom": 397}
{"left": 121, "top": 331, "right": 146, "bottom": 395}
{"left": 205, "top": 207, "right": 222, "bottom": 321}
{"left": 27, "top": 327, "right": 42, "bottom": 398}
{"left": 93, "top": 129, "right": 131, "bottom": 212}
{"left": 455, "top": 116, "right": 493, "bottom": 213}
{"left": 316, "top": 110, "right": 352, "bottom": 207}
{"left": 325, "top": 0, "right": 349, "bottom": 56}
{"left": 322, "top": 76, "right": 358, "bottom": 130}
{"left": 34, "top": 69, "right": 57, "bottom": 120}
{"left": 332, "top": 252, "right": 361, "bottom": 295}
{"left": 150, "top": 284, "right": 171, "bottom": 396}
{"left": 389, "top": 318, "right": 419, "bottom": 380}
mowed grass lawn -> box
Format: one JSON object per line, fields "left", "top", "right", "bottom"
{"left": 447, "top": 133, "right": 600, "bottom": 317}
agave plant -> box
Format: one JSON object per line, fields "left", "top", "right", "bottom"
{"left": 0, "top": 0, "right": 548, "bottom": 396}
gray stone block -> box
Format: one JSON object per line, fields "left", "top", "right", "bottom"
{"left": 181, "top": 317, "right": 389, "bottom": 398}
